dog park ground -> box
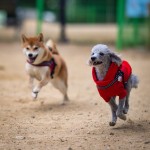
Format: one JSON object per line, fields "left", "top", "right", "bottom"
{"left": 0, "top": 41, "right": 150, "bottom": 150}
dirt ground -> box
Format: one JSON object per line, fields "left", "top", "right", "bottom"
{"left": 0, "top": 42, "right": 150, "bottom": 150}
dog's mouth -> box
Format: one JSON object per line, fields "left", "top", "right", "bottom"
{"left": 93, "top": 61, "right": 103, "bottom": 66}
{"left": 28, "top": 55, "right": 38, "bottom": 63}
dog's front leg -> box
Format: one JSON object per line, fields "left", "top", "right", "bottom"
{"left": 29, "top": 76, "right": 34, "bottom": 89}
{"left": 32, "top": 73, "right": 50, "bottom": 99}
{"left": 108, "top": 97, "right": 118, "bottom": 126}
{"left": 116, "top": 97, "right": 126, "bottom": 120}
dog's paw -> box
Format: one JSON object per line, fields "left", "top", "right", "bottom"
{"left": 32, "top": 91, "right": 38, "bottom": 100}
{"left": 61, "top": 100, "right": 69, "bottom": 105}
{"left": 123, "top": 106, "right": 129, "bottom": 114}
{"left": 123, "top": 108, "right": 128, "bottom": 114}
{"left": 117, "top": 113, "right": 127, "bottom": 120}
{"left": 116, "top": 109, "right": 127, "bottom": 120}
{"left": 32, "top": 87, "right": 40, "bottom": 99}
{"left": 109, "top": 122, "right": 116, "bottom": 126}
{"left": 61, "top": 95, "right": 69, "bottom": 105}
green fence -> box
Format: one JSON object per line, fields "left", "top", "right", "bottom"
{"left": 18, "top": 0, "right": 117, "bottom": 23}
{"left": 67, "top": 0, "right": 116, "bottom": 23}
{"left": 116, "top": 0, "right": 150, "bottom": 50}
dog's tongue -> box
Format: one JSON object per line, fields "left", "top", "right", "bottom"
{"left": 28, "top": 55, "right": 38, "bottom": 63}
{"left": 93, "top": 61, "right": 102, "bottom": 65}
{"left": 28, "top": 58, "right": 35, "bottom": 63}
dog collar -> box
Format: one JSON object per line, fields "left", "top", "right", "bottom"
{"left": 27, "top": 58, "right": 57, "bottom": 78}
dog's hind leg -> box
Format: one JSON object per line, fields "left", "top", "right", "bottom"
{"left": 51, "top": 77, "right": 69, "bottom": 104}
{"left": 117, "top": 97, "right": 126, "bottom": 120}
{"left": 108, "top": 97, "right": 118, "bottom": 126}
{"left": 123, "top": 92, "right": 130, "bottom": 114}
{"left": 123, "top": 77, "right": 132, "bottom": 114}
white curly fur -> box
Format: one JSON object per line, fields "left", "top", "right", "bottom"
{"left": 88, "top": 44, "right": 139, "bottom": 126}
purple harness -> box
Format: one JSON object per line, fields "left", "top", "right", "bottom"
{"left": 27, "top": 58, "right": 57, "bottom": 78}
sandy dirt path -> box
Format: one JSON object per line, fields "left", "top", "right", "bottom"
{"left": 0, "top": 42, "right": 150, "bottom": 150}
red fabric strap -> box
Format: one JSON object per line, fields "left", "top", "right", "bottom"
{"left": 92, "top": 60, "right": 132, "bottom": 102}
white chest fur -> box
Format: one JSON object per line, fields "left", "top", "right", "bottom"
{"left": 95, "top": 65, "right": 122, "bottom": 82}
{"left": 95, "top": 68, "right": 104, "bottom": 81}
{"left": 94, "top": 65, "right": 109, "bottom": 81}
{"left": 25, "top": 63, "right": 49, "bottom": 81}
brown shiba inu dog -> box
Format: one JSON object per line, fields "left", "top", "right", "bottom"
{"left": 21, "top": 33, "right": 69, "bottom": 104}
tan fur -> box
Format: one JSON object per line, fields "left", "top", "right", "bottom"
{"left": 21, "top": 33, "right": 69, "bottom": 104}
{"left": 46, "top": 39, "right": 59, "bottom": 55}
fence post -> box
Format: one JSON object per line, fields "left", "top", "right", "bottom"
{"left": 59, "top": 0, "right": 68, "bottom": 42}
{"left": 116, "top": 0, "right": 124, "bottom": 50}
{"left": 148, "top": 3, "right": 150, "bottom": 49}
{"left": 36, "top": 0, "right": 44, "bottom": 34}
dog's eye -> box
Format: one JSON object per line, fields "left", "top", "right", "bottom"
{"left": 92, "top": 53, "right": 94, "bottom": 55}
{"left": 34, "top": 47, "right": 38, "bottom": 50}
{"left": 26, "top": 47, "right": 30, "bottom": 50}
{"left": 99, "top": 52, "right": 104, "bottom": 56}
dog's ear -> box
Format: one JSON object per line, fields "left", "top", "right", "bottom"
{"left": 38, "top": 33, "right": 44, "bottom": 42}
{"left": 110, "top": 52, "right": 122, "bottom": 66}
{"left": 21, "top": 34, "right": 28, "bottom": 43}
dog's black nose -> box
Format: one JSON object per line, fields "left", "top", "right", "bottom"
{"left": 28, "top": 53, "right": 33, "bottom": 58}
{"left": 91, "top": 56, "right": 96, "bottom": 61}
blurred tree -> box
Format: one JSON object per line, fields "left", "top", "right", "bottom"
{"left": 0, "top": 0, "right": 18, "bottom": 26}
{"left": 45, "top": 0, "right": 58, "bottom": 12}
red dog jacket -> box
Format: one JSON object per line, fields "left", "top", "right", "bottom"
{"left": 92, "top": 60, "right": 132, "bottom": 102}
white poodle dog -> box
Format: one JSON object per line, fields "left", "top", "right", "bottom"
{"left": 88, "top": 44, "right": 139, "bottom": 126}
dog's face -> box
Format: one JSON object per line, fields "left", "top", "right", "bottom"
{"left": 88, "top": 44, "right": 122, "bottom": 67}
{"left": 21, "top": 33, "right": 44, "bottom": 64}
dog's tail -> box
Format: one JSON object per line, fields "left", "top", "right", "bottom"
{"left": 46, "top": 39, "right": 59, "bottom": 54}
{"left": 131, "top": 74, "right": 139, "bottom": 88}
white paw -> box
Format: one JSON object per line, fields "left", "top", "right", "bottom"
{"left": 33, "top": 87, "right": 40, "bottom": 93}
{"left": 32, "top": 87, "right": 40, "bottom": 99}
{"left": 32, "top": 92, "right": 38, "bottom": 100}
